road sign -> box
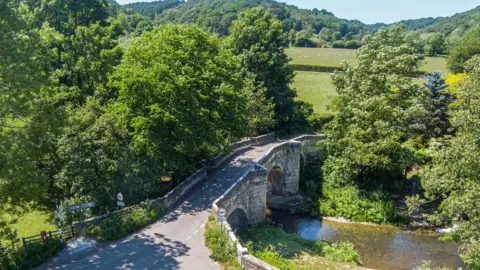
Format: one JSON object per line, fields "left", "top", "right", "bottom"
{"left": 117, "top": 201, "right": 125, "bottom": 207}
{"left": 67, "top": 202, "right": 96, "bottom": 212}
{"left": 117, "top": 192, "right": 124, "bottom": 202}
{"left": 217, "top": 208, "right": 226, "bottom": 217}
{"left": 217, "top": 216, "right": 226, "bottom": 223}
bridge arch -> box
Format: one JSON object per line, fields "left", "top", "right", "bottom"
{"left": 227, "top": 207, "right": 249, "bottom": 232}
{"left": 268, "top": 166, "right": 286, "bottom": 196}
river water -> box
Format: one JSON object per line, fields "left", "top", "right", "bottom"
{"left": 269, "top": 211, "right": 465, "bottom": 269}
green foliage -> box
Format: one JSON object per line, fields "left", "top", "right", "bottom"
{"left": 423, "top": 71, "right": 452, "bottom": 138}
{"left": 89, "top": 202, "right": 166, "bottom": 241}
{"left": 156, "top": 0, "right": 365, "bottom": 39}
{"left": 447, "top": 27, "right": 480, "bottom": 73}
{"left": 321, "top": 241, "right": 361, "bottom": 265}
{"left": 124, "top": 0, "right": 182, "bottom": 19}
{"left": 323, "top": 25, "right": 427, "bottom": 194}
{"left": 254, "top": 246, "right": 296, "bottom": 270}
{"left": 228, "top": 8, "right": 311, "bottom": 131}
{"left": 240, "top": 222, "right": 361, "bottom": 266}
{"left": 424, "top": 33, "right": 447, "bottom": 57}
{"left": 1, "top": 239, "right": 64, "bottom": 270}
{"left": 421, "top": 56, "right": 480, "bottom": 269}
{"left": 204, "top": 219, "right": 241, "bottom": 269}
{"left": 294, "top": 30, "right": 316, "bottom": 47}
{"left": 319, "top": 186, "right": 400, "bottom": 224}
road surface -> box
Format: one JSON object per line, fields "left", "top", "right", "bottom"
{"left": 40, "top": 141, "right": 282, "bottom": 270}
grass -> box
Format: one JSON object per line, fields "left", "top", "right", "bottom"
{"left": 287, "top": 47, "right": 448, "bottom": 74}
{"left": 13, "top": 208, "right": 56, "bottom": 240}
{"left": 293, "top": 72, "right": 426, "bottom": 115}
{"left": 204, "top": 216, "right": 242, "bottom": 270}
{"left": 239, "top": 222, "right": 362, "bottom": 269}
{"left": 293, "top": 71, "right": 337, "bottom": 115}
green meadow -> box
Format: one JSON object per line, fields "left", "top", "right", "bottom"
{"left": 287, "top": 47, "right": 448, "bottom": 74}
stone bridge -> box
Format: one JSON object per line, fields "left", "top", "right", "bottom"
{"left": 212, "top": 135, "right": 325, "bottom": 230}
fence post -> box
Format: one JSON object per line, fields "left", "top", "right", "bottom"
{"left": 48, "top": 231, "right": 53, "bottom": 240}
{"left": 22, "top": 237, "right": 26, "bottom": 246}
{"left": 71, "top": 225, "right": 75, "bottom": 237}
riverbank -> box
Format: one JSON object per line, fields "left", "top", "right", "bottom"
{"left": 269, "top": 210, "right": 465, "bottom": 269}
{"left": 237, "top": 221, "right": 364, "bottom": 269}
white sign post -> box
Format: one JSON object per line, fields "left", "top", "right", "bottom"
{"left": 217, "top": 208, "right": 227, "bottom": 233}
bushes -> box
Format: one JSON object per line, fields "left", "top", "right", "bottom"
{"left": 289, "top": 64, "right": 429, "bottom": 77}
{"left": 88, "top": 202, "right": 166, "bottom": 241}
{"left": 290, "top": 64, "right": 341, "bottom": 73}
{"left": 204, "top": 218, "right": 241, "bottom": 269}
{"left": 319, "top": 185, "right": 401, "bottom": 224}
{"left": 322, "top": 241, "right": 361, "bottom": 265}
{"left": 240, "top": 222, "right": 361, "bottom": 267}
{"left": 1, "top": 239, "right": 64, "bottom": 270}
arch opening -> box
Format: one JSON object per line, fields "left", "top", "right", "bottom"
{"left": 268, "top": 166, "right": 286, "bottom": 196}
{"left": 227, "top": 208, "right": 248, "bottom": 232}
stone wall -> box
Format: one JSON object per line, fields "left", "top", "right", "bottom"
{"left": 75, "top": 133, "right": 276, "bottom": 231}
{"left": 258, "top": 141, "right": 302, "bottom": 195}
{"left": 211, "top": 134, "right": 325, "bottom": 270}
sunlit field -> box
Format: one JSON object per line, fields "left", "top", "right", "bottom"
{"left": 287, "top": 48, "right": 448, "bottom": 74}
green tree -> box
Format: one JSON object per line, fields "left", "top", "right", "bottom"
{"left": 421, "top": 56, "right": 480, "bottom": 269}
{"left": 424, "top": 33, "right": 446, "bottom": 56}
{"left": 323, "top": 25, "right": 426, "bottom": 191}
{"left": 228, "top": 8, "right": 300, "bottom": 130}
{"left": 294, "top": 30, "right": 316, "bottom": 47}
{"left": 447, "top": 27, "right": 480, "bottom": 73}
{"left": 112, "top": 24, "right": 251, "bottom": 175}
{"left": 423, "top": 71, "right": 451, "bottom": 138}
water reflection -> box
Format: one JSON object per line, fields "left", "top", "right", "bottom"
{"left": 269, "top": 211, "right": 465, "bottom": 270}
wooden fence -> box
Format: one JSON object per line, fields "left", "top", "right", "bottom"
{"left": 21, "top": 227, "right": 76, "bottom": 246}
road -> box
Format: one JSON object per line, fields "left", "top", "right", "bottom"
{"left": 40, "top": 141, "right": 282, "bottom": 270}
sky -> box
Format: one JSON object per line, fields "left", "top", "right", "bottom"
{"left": 116, "top": 0, "right": 479, "bottom": 24}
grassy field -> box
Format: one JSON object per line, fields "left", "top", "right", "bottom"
{"left": 294, "top": 71, "right": 337, "bottom": 115}
{"left": 13, "top": 208, "right": 56, "bottom": 240}
{"left": 287, "top": 47, "right": 448, "bottom": 74}
{"left": 294, "top": 71, "right": 425, "bottom": 115}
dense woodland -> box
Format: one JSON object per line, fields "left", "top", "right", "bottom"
{"left": 1, "top": 0, "right": 480, "bottom": 269}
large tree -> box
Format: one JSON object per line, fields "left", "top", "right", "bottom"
{"left": 227, "top": 8, "right": 298, "bottom": 129}
{"left": 447, "top": 27, "right": 480, "bottom": 73}
{"left": 421, "top": 56, "right": 480, "bottom": 269}
{"left": 423, "top": 71, "right": 451, "bottom": 138}
{"left": 112, "top": 24, "right": 252, "bottom": 175}
{"left": 323, "top": 25, "right": 427, "bottom": 191}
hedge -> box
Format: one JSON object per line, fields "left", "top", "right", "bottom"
{"left": 289, "top": 64, "right": 429, "bottom": 77}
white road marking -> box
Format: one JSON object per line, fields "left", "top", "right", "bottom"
{"left": 193, "top": 229, "right": 199, "bottom": 234}
{"left": 187, "top": 236, "right": 192, "bottom": 241}
{"left": 200, "top": 224, "right": 205, "bottom": 228}
{"left": 152, "top": 260, "right": 158, "bottom": 265}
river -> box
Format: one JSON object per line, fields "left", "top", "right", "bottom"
{"left": 268, "top": 211, "right": 465, "bottom": 269}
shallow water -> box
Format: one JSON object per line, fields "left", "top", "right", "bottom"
{"left": 269, "top": 211, "right": 465, "bottom": 270}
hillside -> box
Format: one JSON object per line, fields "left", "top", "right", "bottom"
{"left": 125, "top": 0, "right": 367, "bottom": 37}
{"left": 123, "top": 0, "right": 182, "bottom": 18}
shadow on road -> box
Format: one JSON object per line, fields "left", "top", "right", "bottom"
{"left": 39, "top": 232, "right": 190, "bottom": 270}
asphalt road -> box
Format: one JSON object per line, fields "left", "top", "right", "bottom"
{"left": 40, "top": 141, "right": 281, "bottom": 270}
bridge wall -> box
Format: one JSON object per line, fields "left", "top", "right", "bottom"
{"left": 212, "top": 134, "right": 325, "bottom": 270}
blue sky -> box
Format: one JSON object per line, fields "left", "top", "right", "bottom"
{"left": 117, "top": 0, "right": 479, "bottom": 24}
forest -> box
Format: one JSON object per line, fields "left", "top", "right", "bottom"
{"left": 1, "top": 0, "right": 480, "bottom": 269}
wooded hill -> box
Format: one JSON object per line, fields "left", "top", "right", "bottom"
{"left": 121, "top": 0, "right": 480, "bottom": 46}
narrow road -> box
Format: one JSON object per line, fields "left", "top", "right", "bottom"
{"left": 41, "top": 141, "right": 282, "bottom": 270}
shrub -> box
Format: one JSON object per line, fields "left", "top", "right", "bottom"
{"left": 204, "top": 218, "right": 241, "bottom": 269}
{"left": 319, "top": 185, "right": 400, "bottom": 224}
{"left": 2, "top": 239, "right": 64, "bottom": 269}
{"left": 289, "top": 64, "right": 428, "bottom": 77}
{"left": 88, "top": 201, "right": 166, "bottom": 241}
{"left": 321, "top": 241, "right": 361, "bottom": 265}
